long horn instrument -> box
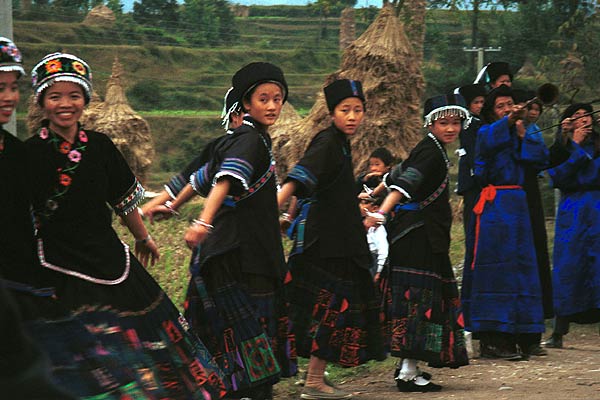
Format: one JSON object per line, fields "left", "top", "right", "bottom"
{"left": 525, "top": 83, "right": 559, "bottom": 107}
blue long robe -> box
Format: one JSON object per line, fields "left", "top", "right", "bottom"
{"left": 548, "top": 138, "right": 600, "bottom": 323}
{"left": 461, "top": 117, "right": 546, "bottom": 334}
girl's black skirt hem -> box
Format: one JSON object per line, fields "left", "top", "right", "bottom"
{"left": 287, "top": 248, "right": 385, "bottom": 367}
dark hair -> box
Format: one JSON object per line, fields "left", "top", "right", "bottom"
{"left": 481, "top": 84, "right": 513, "bottom": 124}
{"left": 527, "top": 98, "right": 543, "bottom": 115}
{"left": 369, "top": 147, "right": 394, "bottom": 166}
{"left": 241, "top": 81, "right": 285, "bottom": 112}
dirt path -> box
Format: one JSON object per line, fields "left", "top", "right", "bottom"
{"left": 278, "top": 325, "right": 600, "bottom": 400}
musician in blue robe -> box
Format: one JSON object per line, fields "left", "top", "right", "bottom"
{"left": 544, "top": 103, "right": 600, "bottom": 348}
{"left": 461, "top": 85, "right": 547, "bottom": 360}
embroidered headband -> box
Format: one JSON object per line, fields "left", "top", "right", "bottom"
{"left": 32, "top": 52, "right": 92, "bottom": 105}
{"left": 423, "top": 93, "right": 470, "bottom": 128}
{"left": 0, "top": 37, "right": 25, "bottom": 77}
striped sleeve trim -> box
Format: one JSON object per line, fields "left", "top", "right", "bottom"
{"left": 218, "top": 157, "right": 254, "bottom": 185}
{"left": 190, "top": 164, "right": 211, "bottom": 197}
{"left": 112, "top": 179, "right": 145, "bottom": 216}
{"left": 287, "top": 164, "right": 318, "bottom": 191}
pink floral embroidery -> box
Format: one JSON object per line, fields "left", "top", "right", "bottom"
{"left": 39, "top": 127, "right": 49, "bottom": 140}
{"left": 68, "top": 150, "right": 82, "bottom": 163}
{"left": 78, "top": 130, "right": 88, "bottom": 143}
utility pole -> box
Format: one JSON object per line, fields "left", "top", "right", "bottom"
{"left": 463, "top": 46, "right": 502, "bottom": 72}
{"left": 0, "top": 0, "right": 16, "bottom": 136}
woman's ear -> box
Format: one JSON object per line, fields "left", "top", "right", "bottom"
{"left": 242, "top": 99, "right": 251, "bottom": 113}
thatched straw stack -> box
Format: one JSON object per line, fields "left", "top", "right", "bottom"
{"left": 80, "top": 91, "right": 107, "bottom": 128}
{"left": 270, "top": 101, "right": 302, "bottom": 167}
{"left": 271, "top": 4, "right": 424, "bottom": 178}
{"left": 83, "top": 57, "right": 155, "bottom": 183}
{"left": 83, "top": 5, "right": 116, "bottom": 28}
{"left": 26, "top": 95, "right": 44, "bottom": 135}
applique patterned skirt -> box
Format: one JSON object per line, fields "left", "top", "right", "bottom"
{"left": 24, "top": 258, "right": 228, "bottom": 399}
{"left": 184, "top": 249, "right": 296, "bottom": 395}
{"left": 385, "top": 226, "right": 468, "bottom": 368}
{"left": 286, "top": 248, "right": 385, "bottom": 366}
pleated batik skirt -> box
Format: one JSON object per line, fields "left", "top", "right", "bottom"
{"left": 28, "top": 255, "right": 229, "bottom": 400}
{"left": 286, "top": 247, "right": 385, "bottom": 367}
{"left": 184, "top": 249, "right": 296, "bottom": 395}
{"left": 385, "top": 226, "right": 468, "bottom": 368}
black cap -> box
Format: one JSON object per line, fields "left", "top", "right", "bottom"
{"left": 232, "top": 62, "right": 288, "bottom": 104}
{"left": 458, "top": 83, "right": 487, "bottom": 105}
{"left": 561, "top": 103, "right": 593, "bottom": 121}
{"left": 481, "top": 84, "right": 513, "bottom": 122}
{"left": 324, "top": 79, "right": 366, "bottom": 112}
{"left": 475, "top": 61, "right": 513, "bottom": 85}
{"left": 512, "top": 88, "right": 534, "bottom": 105}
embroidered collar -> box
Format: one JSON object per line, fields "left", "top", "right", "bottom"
{"left": 36, "top": 124, "right": 88, "bottom": 220}
{"left": 427, "top": 132, "right": 452, "bottom": 169}
{"left": 241, "top": 115, "right": 279, "bottom": 186}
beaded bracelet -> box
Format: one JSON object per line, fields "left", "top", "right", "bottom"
{"left": 191, "top": 219, "right": 214, "bottom": 232}
{"left": 135, "top": 234, "right": 152, "bottom": 244}
{"left": 164, "top": 200, "right": 180, "bottom": 216}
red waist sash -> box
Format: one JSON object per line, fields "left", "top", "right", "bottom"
{"left": 471, "top": 185, "right": 522, "bottom": 270}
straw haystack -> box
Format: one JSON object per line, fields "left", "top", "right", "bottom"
{"left": 83, "top": 58, "right": 155, "bottom": 183}
{"left": 26, "top": 95, "right": 44, "bottom": 135}
{"left": 271, "top": 4, "right": 424, "bottom": 178}
{"left": 83, "top": 5, "right": 116, "bottom": 27}
{"left": 80, "top": 91, "right": 107, "bottom": 127}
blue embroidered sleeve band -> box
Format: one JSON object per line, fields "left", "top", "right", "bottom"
{"left": 190, "top": 164, "right": 211, "bottom": 197}
{"left": 112, "top": 179, "right": 145, "bottom": 216}
{"left": 287, "top": 165, "right": 318, "bottom": 193}
{"left": 214, "top": 157, "right": 254, "bottom": 190}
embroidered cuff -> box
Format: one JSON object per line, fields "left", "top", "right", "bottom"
{"left": 112, "top": 179, "right": 145, "bottom": 216}
{"left": 213, "top": 171, "right": 249, "bottom": 191}
{"left": 287, "top": 164, "right": 318, "bottom": 195}
{"left": 190, "top": 164, "right": 211, "bottom": 197}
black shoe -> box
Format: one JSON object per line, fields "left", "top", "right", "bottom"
{"left": 543, "top": 334, "right": 563, "bottom": 349}
{"left": 396, "top": 378, "right": 442, "bottom": 392}
{"left": 480, "top": 343, "right": 522, "bottom": 361}
{"left": 393, "top": 368, "right": 432, "bottom": 381}
{"left": 523, "top": 344, "right": 548, "bottom": 356}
